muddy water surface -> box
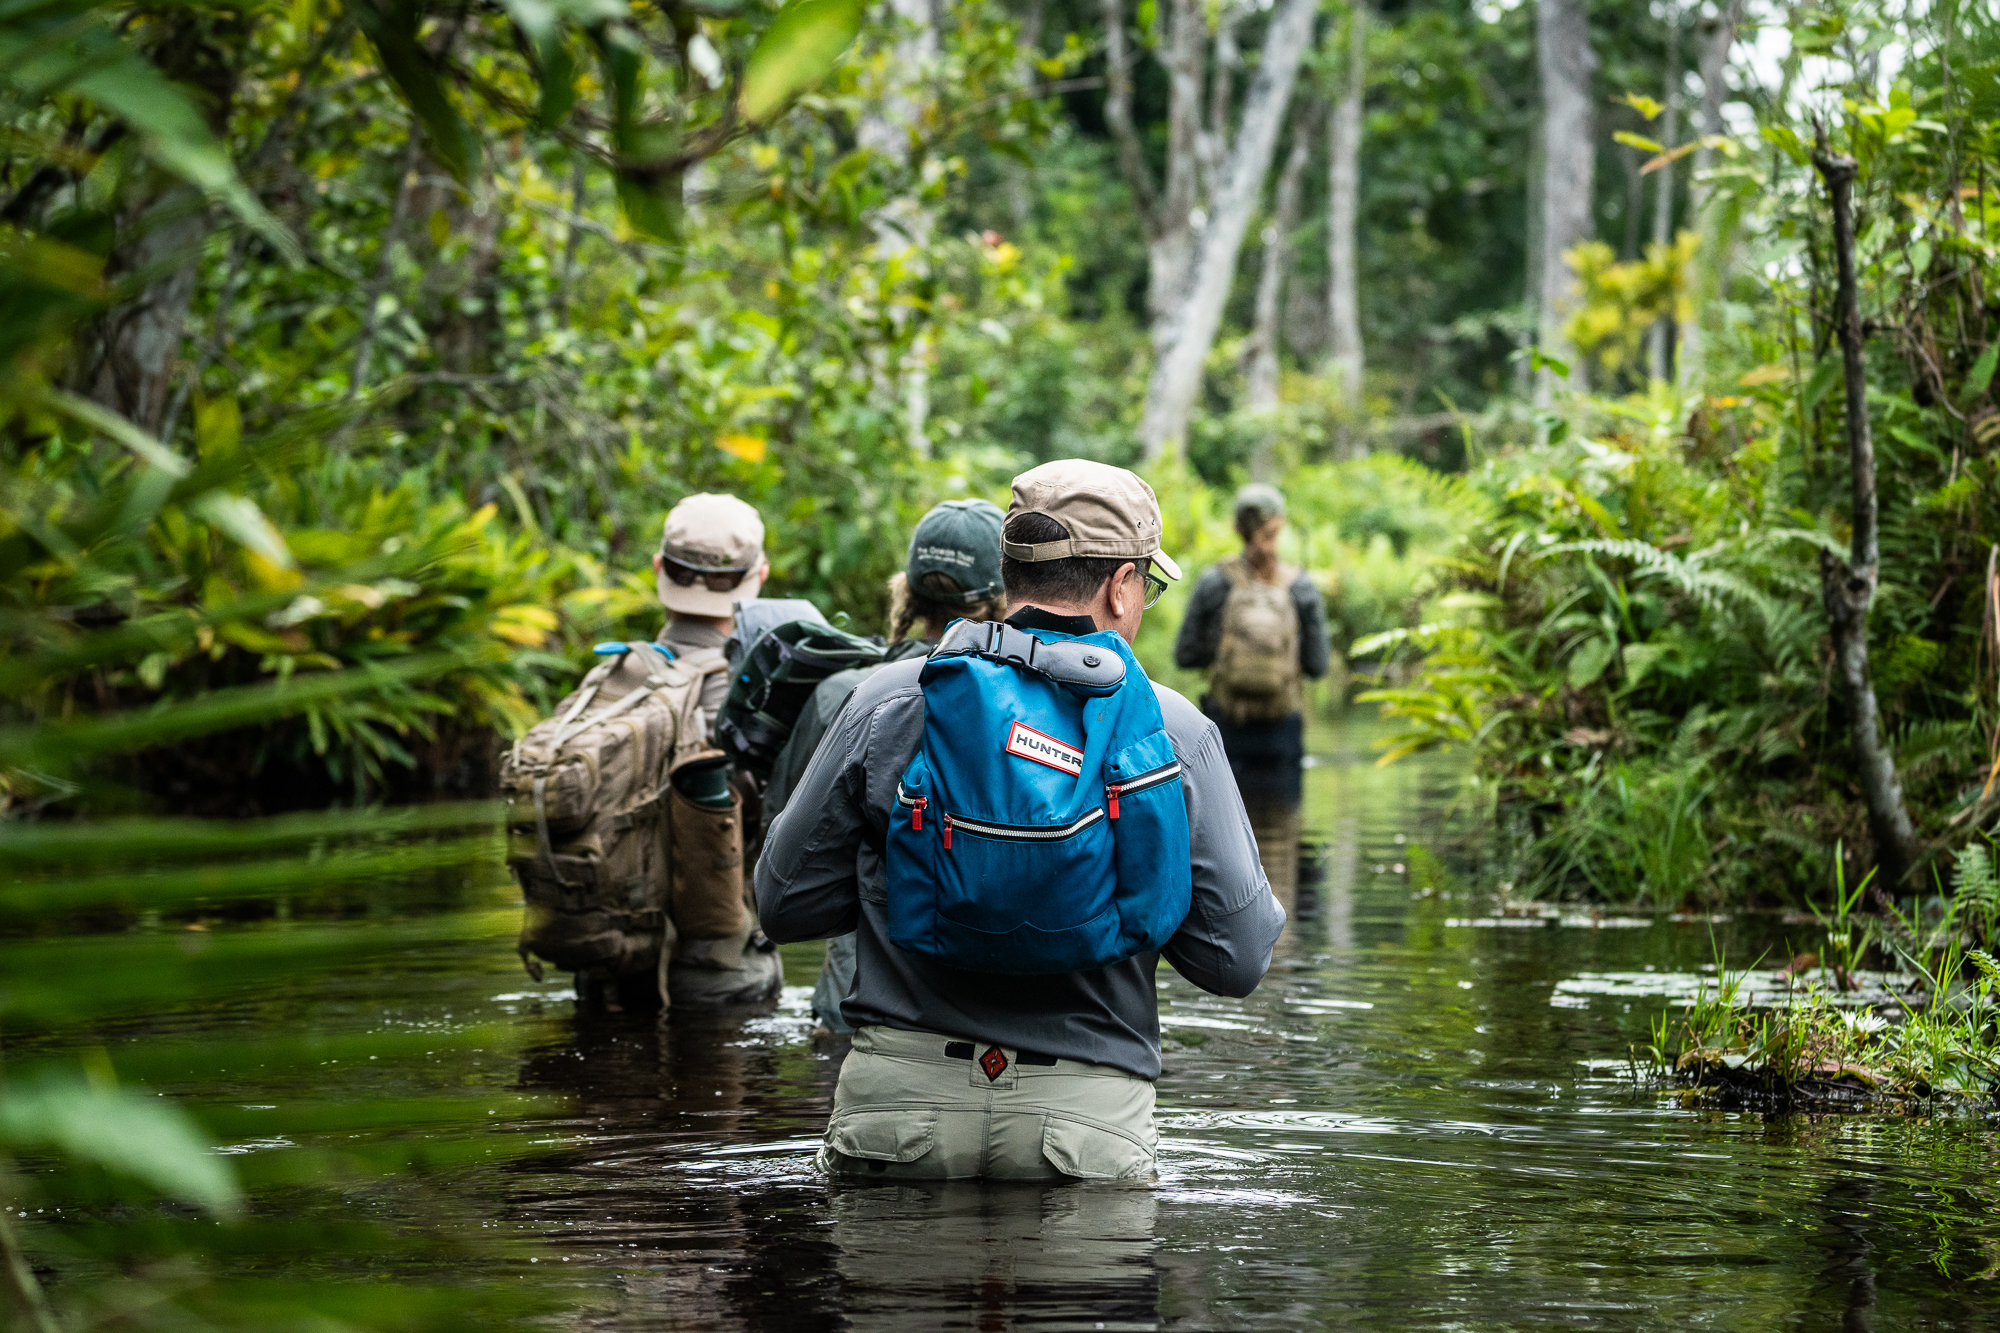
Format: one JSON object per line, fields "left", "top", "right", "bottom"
{"left": 161, "top": 713, "right": 2000, "bottom": 1329}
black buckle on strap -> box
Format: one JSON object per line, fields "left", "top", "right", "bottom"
{"left": 943, "top": 1040, "right": 1058, "bottom": 1066}
{"left": 929, "top": 620, "right": 1126, "bottom": 697}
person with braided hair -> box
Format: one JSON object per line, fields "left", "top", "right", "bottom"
{"left": 761, "top": 498, "right": 1009, "bottom": 1036}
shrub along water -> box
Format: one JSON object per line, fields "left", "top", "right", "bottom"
{"left": 1362, "top": 3, "right": 2000, "bottom": 907}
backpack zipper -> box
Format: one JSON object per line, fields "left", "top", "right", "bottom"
{"left": 1106, "top": 760, "right": 1182, "bottom": 820}
{"left": 896, "top": 785, "right": 927, "bottom": 831}
{"left": 937, "top": 806, "right": 1104, "bottom": 848}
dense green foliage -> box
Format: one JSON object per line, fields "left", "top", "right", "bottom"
{"left": 1365, "top": 3, "right": 2000, "bottom": 909}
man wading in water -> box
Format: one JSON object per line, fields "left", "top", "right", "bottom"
{"left": 653, "top": 492, "right": 784, "bottom": 1005}
{"left": 755, "top": 460, "right": 1283, "bottom": 1180}
{"left": 1172, "top": 483, "right": 1330, "bottom": 914}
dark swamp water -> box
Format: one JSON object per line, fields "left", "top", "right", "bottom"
{"left": 50, "top": 712, "right": 2000, "bottom": 1330}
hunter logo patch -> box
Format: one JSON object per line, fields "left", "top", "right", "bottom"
{"left": 1005, "top": 720, "right": 1084, "bottom": 777}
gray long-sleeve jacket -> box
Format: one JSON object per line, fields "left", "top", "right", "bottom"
{"left": 753, "top": 645, "right": 1285, "bottom": 1080}
{"left": 1173, "top": 561, "right": 1332, "bottom": 679}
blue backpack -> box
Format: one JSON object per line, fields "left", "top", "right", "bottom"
{"left": 885, "top": 620, "right": 1193, "bottom": 974}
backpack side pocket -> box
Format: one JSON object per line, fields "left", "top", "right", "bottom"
{"left": 668, "top": 782, "right": 746, "bottom": 940}
{"left": 1104, "top": 732, "right": 1194, "bottom": 954}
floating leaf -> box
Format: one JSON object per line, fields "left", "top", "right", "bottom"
{"left": 739, "top": 0, "right": 864, "bottom": 124}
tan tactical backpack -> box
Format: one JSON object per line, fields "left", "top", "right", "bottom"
{"left": 1209, "top": 559, "right": 1303, "bottom": 726}
{"left": 501, "top": 641, "right": 743, "bottom": 1008}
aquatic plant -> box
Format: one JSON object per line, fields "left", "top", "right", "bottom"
{"left": 1644, "top": 863, "right": 2000, "bottom": 1108}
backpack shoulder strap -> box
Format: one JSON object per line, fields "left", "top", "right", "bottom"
{"left": 655, "top": 644, "right": 728, "bottom": 771}
{"left": 929, "top": 620, "right": 1126, "bottom": 697}
{"left": 672, "top": 645, "right": 728, "bottom": 679}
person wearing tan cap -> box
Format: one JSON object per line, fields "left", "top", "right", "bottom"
{"left": 650, "top": 492, "right": 783, "bottom": 1007}
{"left": 653, "top": 492, "right": 771, "bottom": 731}
{"left": 755, "top": 459, "right": 1283, "bottom": 1181}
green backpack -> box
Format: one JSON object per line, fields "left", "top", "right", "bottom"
{"left": 716, "top": 619, "right": 891, "bottom": 778}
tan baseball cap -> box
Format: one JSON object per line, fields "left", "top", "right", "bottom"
{"left": 658, "top": 493, "right": 766, "bottom": 616}
{"left": 1003, "top": 460, "right": 1183, "bottom": 581}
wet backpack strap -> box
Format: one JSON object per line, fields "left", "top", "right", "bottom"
{"left": 929, "top": 620, "right": 1126, "bottom": 697}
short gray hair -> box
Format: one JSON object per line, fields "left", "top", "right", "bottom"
{"left": 1233, "top": 483, "right": 1287, "bottom": 537}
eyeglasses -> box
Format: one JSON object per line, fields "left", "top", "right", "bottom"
{"left": 660, "top": 553, "right": 756, "bottom": 593}
{"left": 1135, "top": 566, "right": 1168, "bottom": 610}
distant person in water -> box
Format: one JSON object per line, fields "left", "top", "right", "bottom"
{"left": 760, "top": 499, "right": 1011, "bottom": 1038}
{"left": 1172, "top": 484, "right": 1330, "bottom": 910}
{"left": 653, "top": 492, "right": 770, "bottom": 734}
{"left": 651, "top": 492, "right": 784, "bottom": 1006}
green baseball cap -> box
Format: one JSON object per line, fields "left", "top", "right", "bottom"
{"left": 906, "top": 499, "right": 1005, "bottom": 606}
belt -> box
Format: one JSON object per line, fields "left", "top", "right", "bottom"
{"left": 944, "top": 1040, "right": 1058, "bottom": 1066}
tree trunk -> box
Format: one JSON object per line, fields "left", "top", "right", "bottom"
{"left": 1004, "top": 0, "right": 1046, "bottom": 230}
{"left": 1136, "top": 0, "right": 1319, "bottom": 459}
{"left": 1814, "top": 145, "right": 1920, "bottom": 887}
{"left": 1645, "top": 4, "right": 1680, "bottom": 382}
{"left": 84, "top": 12, "right": 243, "bottom": 434}
{"left": 1326, "top": 0, "right": 1366, "bottom": 415}
{"left": 1101, "top": 0, "right": 1205, "bottom": 333}
{"left": 1244, "top": 117, "right": 1311, "bottom": 479}
{"left": 1533, "top": 0, "right": 1597, "bottom": 399}
{"left": 87, "top": 189, "right": 209, "bottom": 433}
{"left": 1676, "top": 0, "right": 1742, "bottom": 387}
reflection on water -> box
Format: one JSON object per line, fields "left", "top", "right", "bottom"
{"left": 829, "top": 1183, "right": 1159, "bottom": 1332}
{"left": 82, "top": 709, "right": 2000, "bottom": 1328}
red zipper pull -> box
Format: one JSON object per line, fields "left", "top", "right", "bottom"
{"left": 911, "top": 797, "right": 925, "bottom": 831}
{"left": 941, "top": 813, "right": 954, "bottom": 850}
{"left": 1107, "top": 784, "right": 1122, "bottom": 820}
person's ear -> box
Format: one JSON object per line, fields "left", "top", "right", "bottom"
{"left": 653, "top": 551, "right": 665, "bottom": 574}
{"left": 1106, "top": 561, "right": 1138, "bottom": 620}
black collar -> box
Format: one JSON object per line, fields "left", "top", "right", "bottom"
{"left": 1006, "top": 605, "right": 1098, "bottom": 636}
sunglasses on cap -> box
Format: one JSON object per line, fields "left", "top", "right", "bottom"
{"left": 1133, "top": 563, "right": 1168, "bottom": 610}
{"left": 660, "top": 552, "right": 756, "bottom": 593}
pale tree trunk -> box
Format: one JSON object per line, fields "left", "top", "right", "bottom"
{"left": 1244, "top": 120, "right": 1311, "bottom": 418}
{"left": 1004, "top": 0, "right": 1046, "bottom": 230}
{"left": 1325, "top": 0, "right": 1366, "bottom": 416}
{"left": 1645, "top": 4, "right": 1680, "bottom": 382}
{"left": 1198, "top": 13, "right": 1240, "bottom": 206}
{"left": 1136, "top": 0, "right": 1319, "bottom": 459}
{"left": 1101, "top": 0, "right": 1209, "bottom": 337}
{"left": 1534, "top": 0, "right": 1597, "bottom": 400}
{"left": 1814, "top": 144, "right": 1920, "bottom": 886}
{"left": 1675, "top": 0, "right": 1743, "bottom": 390}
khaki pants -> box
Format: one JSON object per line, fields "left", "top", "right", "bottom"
{"left": 818, "top": 1025, "right": 1157, "bottom": 1181}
